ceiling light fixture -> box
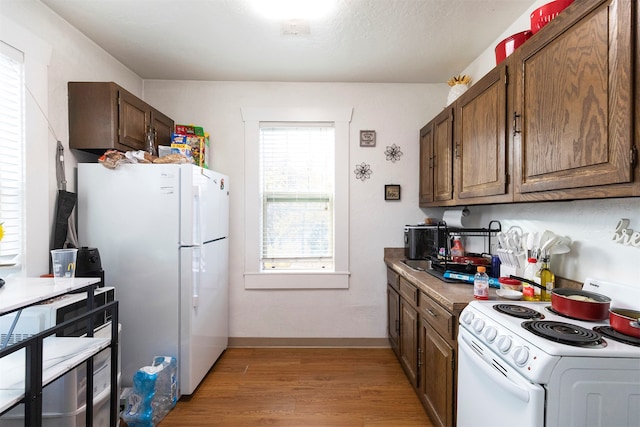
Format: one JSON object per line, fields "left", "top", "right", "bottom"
{"left": 250, "top": 0, "right": 336, "bottom": 20}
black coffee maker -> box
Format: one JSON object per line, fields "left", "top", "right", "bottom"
{"left": 76, "top": 246, "right": 105, "bottom": 287}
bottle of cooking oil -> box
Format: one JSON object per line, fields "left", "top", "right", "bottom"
{"left": 538, "top": 257, "right": 555, "bottom": 302}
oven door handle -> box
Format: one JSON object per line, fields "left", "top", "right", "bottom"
{"left": 459, "top": 333, "right": 531, "bottom": 403}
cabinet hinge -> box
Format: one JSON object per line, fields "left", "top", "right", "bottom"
{"left": 506, "top": 174, "right": 510, "bottom": 185}
{"left": 504, "top": 71, "right": 508, "bottom": 86}
{"left": 631, "top": 146, "right": 638, "bottom": 168}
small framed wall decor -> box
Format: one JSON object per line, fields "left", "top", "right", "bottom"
{"left": 360, "top": 130, "right": 376, "bottom": 147}
{"left": 385, "top": 184, "right": 401, "bottom": 201}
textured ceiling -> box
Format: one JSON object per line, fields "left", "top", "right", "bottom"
{"left": 40, "top": 0, "right": 536, "bottom": 83}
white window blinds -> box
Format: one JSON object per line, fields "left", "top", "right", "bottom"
{"left": 260, "top": 123, "right": 335, "bottom": 271}
{"left": 0, "top": 42, "right": 24, "bottom": 261}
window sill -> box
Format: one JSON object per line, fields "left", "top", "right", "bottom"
{"left": 243, "top": 271, "right": 350, "bottom": 289}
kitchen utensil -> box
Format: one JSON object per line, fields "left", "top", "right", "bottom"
{"left": 530, "top": 0, "right": 575, "bottom": 34}
{"left": 526, "top": 232, "right": 537, "bottom": 252}
{"left": 549, "top": 243, "right": 570, "bottom": 254}
{"left": 538, "top": 230, "right": 554, "bottom": 248}
{"left": 509, "top": 275, "right": 547, "bottom": 291}
{"left": 609, "top": 308, "right": 640, "bottom": 338}
{"left": 551, "top": 288, "right": 611, "bottom": 321}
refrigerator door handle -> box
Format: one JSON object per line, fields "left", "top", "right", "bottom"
{"left": 193, "top": 185, "right": 204, "bottom": 246}
{"left": 192, "top": 246, "right": 202, "bottom": 307}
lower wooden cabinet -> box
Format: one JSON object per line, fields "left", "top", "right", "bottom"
{"left": 387, "top": 286, "right": 400, "bottom": 357}
{"left": 386, "top": 268, "right": 458, "bottom": 427}
{"left": 419, "top": 319, "right": 455, "bottom": 427}
{"left": 399, "top": 296, "right": 419, "bottom": 386}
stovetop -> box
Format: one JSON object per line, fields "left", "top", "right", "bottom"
{"left": 462, "top": 300, "right": 639, "bottom": 356}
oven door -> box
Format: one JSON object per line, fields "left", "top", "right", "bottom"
{"left": 457, "top": 328, "right": 545, "bottom": 427}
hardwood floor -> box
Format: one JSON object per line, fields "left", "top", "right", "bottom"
{"left": 158, "top": 347, "right": 433, "bottom": 426}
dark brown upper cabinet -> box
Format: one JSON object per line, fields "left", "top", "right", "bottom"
{"left": 512, "top": 0, "right": 638, "bottom": 200}
{"left": 69, "top": 82, "right": 174, "bottom": 155}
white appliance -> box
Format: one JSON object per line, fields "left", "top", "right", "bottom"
{"left": 0, "top": 289, "right": 120, "bottom": 427}
{"left": 77, "top": 163, "right": 229, "bottom": 396}
{"left": 457, "top": 277, "right": 640, "bottom": 427}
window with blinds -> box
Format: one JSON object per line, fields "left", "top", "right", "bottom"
{"left": 260, "top": 123, "right": 335, "bottom": 271}
{"left": 0, "top": 42, "right": 24, "bottom": 263}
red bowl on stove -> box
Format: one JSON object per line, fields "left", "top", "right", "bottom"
{"left": 495, "top": 30, "right": 532, "bottom": 65}
{"left": 530, "top": 0, "right": 575, "bottom": 34}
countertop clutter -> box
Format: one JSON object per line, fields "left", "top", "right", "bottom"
{"left": 384, "top": 247, "right": 497, "bottom": 311}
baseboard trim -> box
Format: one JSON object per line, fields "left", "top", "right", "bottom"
{"left": 228, "top": 337, "right": 390, "bottom": 348}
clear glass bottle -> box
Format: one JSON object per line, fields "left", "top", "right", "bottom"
{"left": 522, "top": 257, "right": 541, "bottom": 301}
{"left": 145, "top": 126, "right": 157, "bottom": 156}
{"left": 474, "top": 265, "right": 489, "bottom": 300}
{"left": 538, "top": 257, "right": 555, "bottom": 302}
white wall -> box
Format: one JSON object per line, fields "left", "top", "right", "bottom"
{"left": 144, "top": 81, "right": 448, "bottom": 339}
{"left": 1, "top": 0, "right": 142, "bottom": 275}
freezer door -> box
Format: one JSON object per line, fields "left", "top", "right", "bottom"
{"left": 179, "top": 238, "right": 229, "bottom": 395}
{"left": 180, "top": 166, "right": 229, "bottom": 245}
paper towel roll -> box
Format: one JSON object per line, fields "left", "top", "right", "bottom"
{"left": 442, "top": 208, "right": 470, "bottom": 228}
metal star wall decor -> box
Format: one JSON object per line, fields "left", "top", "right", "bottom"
{"left": 354, "top": 162, "right": 372, "bottom": 181}
{"left": 385, "top": 144, "right": 403, "bottom": 162}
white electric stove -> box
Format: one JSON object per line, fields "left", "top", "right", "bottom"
{"left": 457, "top": 277, "right": 640, "bottom": 427}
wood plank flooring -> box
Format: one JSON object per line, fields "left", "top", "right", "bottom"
{"left": 158, "top": 347, "right": 433, "bottom": 427}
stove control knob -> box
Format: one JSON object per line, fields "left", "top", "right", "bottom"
{"left": 496, "top": 335, "right": 512, "bottom": 353}
{"left": 512, "top": 346, "right": 530, "bottom": 366}
{"left": 484, "top": 326, "right": 498, "bottom": 343}
{"left": 472, "top": 318, "right": 485, "bottom": 333}
{"left": 461, "top": 311, "right": 475, "bottom": 325}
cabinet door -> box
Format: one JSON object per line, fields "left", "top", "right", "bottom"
{"left": 455, "top": 65, "right": 510, "bottom": 202}
{"left": 419, "top": 123, "right": 434, "bottom": 205}
{"left": 399, "top": 298, "right": 419, "bottom": 387}
{"left": 419, "top": 319, "right": 454, "bottom": 427}
{"left": 433, "top": 108, "right": 454, "bottom": 203}
{"left": 119, "top": 89, "right": 149, "bottom": 151}
{"left": 151, "top": 109, "right": 174, "bottom": 149}
{"left": 387, "top": 286, "right": 400, "bottom": 357}
{"left": 513, "top": 0, "right": 635, "bottom": 199}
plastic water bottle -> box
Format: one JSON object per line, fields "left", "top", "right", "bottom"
{"left": 473, "top": 265, "right": 489, "bottom": 300}
{"left": 121, "top": 356, "right": 178, "bottom": 427}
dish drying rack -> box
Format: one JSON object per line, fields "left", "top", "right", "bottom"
{"left": 428, "top": 220, "right": 502, "bottom": 276}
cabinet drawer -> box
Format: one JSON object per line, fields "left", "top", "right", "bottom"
{"left": 387, "top": 268, "right": 399, "bottom": 292}
{"left": 399, "top": 277, "right": 418, "bottom": 306}
{"left": 419, "top": 292, "right": 454, "bottom": 340}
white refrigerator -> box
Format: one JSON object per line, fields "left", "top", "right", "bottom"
{"left": 77, "top": 163, "right": 229, "bottom": 396}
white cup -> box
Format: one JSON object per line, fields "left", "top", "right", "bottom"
{"left": 51, "top": 248, "right": 78, "bottom": 284}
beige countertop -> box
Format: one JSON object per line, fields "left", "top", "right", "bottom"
{"left": 384, "top": 247, "right": 499, "bottom": 313}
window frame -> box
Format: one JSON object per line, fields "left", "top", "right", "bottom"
{"left": 259, "top": 122, "right": 336, "bottom": 271}
{"left": 242, "top": 107, "right": 352, "bottom": 289}
{"left": 1, "top": 17, "right": 52, "bottom": 277}
{"left": 0, "top": 42, "right": 24, "bottom": 265}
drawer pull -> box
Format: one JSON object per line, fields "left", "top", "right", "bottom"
{"left": 427, "top": 309, "right": 437, "bottom": 317}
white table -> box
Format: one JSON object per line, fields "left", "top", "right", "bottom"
{"left": 0, "top": 276, "right": 117, "bottom": 426}
{"left": 0, "top": 277, "right": 101, "bottom": 315}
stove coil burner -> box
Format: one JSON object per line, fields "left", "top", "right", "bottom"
{"left": 494, "top": 304, "right": 544, "bottom": 319}
{"left": 522, "top": 321, "right": 606, "bottom": 347}
{"left": 594, "top": 326, "right": 640, "bottom": 347}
